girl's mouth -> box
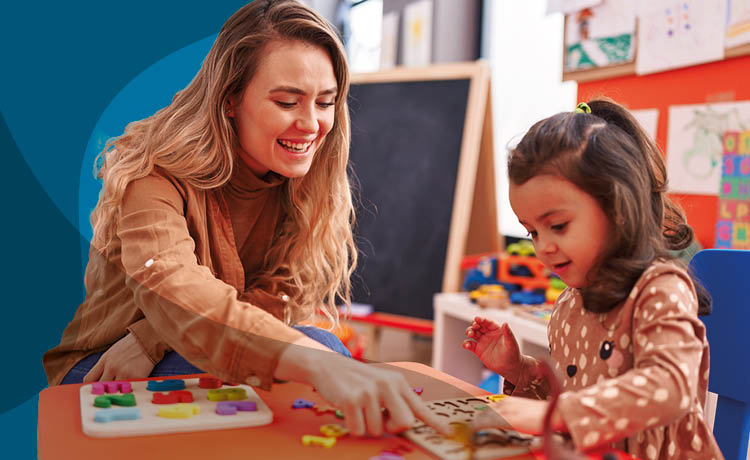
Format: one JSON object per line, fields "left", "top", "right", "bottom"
{"left": 554, "top": 261, "right": 571, "bottom": 274}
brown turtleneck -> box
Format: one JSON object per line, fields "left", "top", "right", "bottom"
{"left": 43, "top": 161, "right": 304, "bottom": 388}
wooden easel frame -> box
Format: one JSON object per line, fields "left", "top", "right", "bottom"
{"left": 352, "top": 61, "right": 498, "bottom": 293}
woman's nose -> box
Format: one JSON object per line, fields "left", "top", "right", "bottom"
{"left": 295, "top": 105, "right": 319, "bottom": 133}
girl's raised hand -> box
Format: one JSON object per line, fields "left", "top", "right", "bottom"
{"left": 462, "top": 317, "right": 523, "bottom": 384}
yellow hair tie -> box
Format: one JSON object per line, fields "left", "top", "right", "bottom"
{"left": 574, "top": 102, "right": 591, "bottom": 114}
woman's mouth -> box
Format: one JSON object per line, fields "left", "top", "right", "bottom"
{"left": 277, "top": 139, "right": 312, "bottom": 153}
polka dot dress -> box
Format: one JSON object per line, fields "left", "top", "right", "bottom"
{"left": 505, "top": 261, "right": 723, "bottom": 460}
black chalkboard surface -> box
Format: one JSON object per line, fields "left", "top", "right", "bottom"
{"left": 346, "top": 62, "right": 497, "bottom": 319}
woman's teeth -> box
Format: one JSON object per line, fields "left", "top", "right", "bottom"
{"left": 277, "top": 139, "right": 311, "bottom": 152}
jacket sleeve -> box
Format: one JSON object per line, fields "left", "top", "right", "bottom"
{"left": 126, "top": 318, "right": 172, "bottom": 365}
{"left": 557, "top": 268, "right": 703, "bottom": 450}
{"left": 117, "top": 172, "right": 305, "bottom": 389}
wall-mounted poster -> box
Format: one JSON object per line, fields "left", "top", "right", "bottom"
{"left": 636, "top": 0, "right": 726, "bottom": 75}
{"left": 631, "top": 108, "right": 660, "bottom": 142}
{"left": 666, "top": 101, "right": 750, "bottom": 195}
{"left": 715, "top": 130, "right": 750, "bottom": 249}
{"left": 726, "top": 0, "right": 750, "bottom": 48}
{"left": 564, "top": 0, "right": 635, "bottom": 72}
{"left": 548, "top": 0, "right": 602, "bottom": 15}
{"left": 402, "top": 0, "right": 432, "bottom": 67}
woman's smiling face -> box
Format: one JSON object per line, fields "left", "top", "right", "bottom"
{"left": 229, "top": 40, "right": 338, "bottom": 178}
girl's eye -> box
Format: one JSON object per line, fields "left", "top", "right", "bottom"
{"left": 551, "top": 222, "right": 568, "bottom": 232}
{"left": 317, "top": 101, "right": 335, "bottom": 108}
{"left": 526, "top": 230, "right": 538, "bottom": 239}
{"left": 275, "top": 101, "right": 295, "bottom": 108}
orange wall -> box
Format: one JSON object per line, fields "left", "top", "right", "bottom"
{"left": 577, "top": 55, "right": 750, "bottom": 249}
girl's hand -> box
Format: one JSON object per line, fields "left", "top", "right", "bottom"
{"left": 275, "top": 337, "right": 452, "bottom": 438}
{"left": 472, "top": 396, "right": 550, "bottom": 435}
{"left": 83, "top": 333, "right": 156, "bottom": 382}
{"left": 472, "top": 395, "right": 567, "bottom": 435}
{"left": 462, "top": 317, "right": 524, "bottom": 384}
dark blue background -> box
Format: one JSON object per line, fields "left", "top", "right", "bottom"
{"left": 1, "top": 2, "right": 248, "bottom": 457}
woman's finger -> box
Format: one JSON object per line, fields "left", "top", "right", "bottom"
{"left": 362, "top": 391, "right": 384, "bottom": 437}
{"left": 344, "top": 404, "right": 366, "bottom": 437}
{"left": 83, "top": 360, "right": 104, "bottom": 383}
{"left": 380, "top": 384, "right": 415, "bottom": 433}
{"left": 402, "top": 387, "right": 452, "bottom": 435}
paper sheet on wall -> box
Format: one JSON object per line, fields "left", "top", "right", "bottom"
{"left": 715, "top": 128, "right": 750, "bottom": 249}
{"left": 631, "top": 108, "right": 660, "bottom": 142}
{"left": 726, "top": 0, "right": 750, "bottom": 47}
{"left": 636, "top": 0, "right": 726, "bottom": 75}
{"left": 666, "top": 101, "right": 750, "bottom": 195}
{"left": 564, "top": 0, "right": 635, "bottom": 71}
{"left": 547, "top": 0, "right": 602, "bottom": 15}
{"left": 380, "top": 11, "right": 399, "bottom": 69}
{"left": 402, "top": 0, "right": 432, "bottom": 67}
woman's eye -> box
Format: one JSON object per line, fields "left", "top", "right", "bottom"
{"left": 275, "top": 101, "right": 295, "bottom": 108}
{"left": 317, "top": 101, "right": 335, "bottom": 108}
{"left": 551, "top": 222, "right": 568, "bottom": 232}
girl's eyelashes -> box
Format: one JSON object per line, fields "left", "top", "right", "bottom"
{"left": 526, "top": 230, "right": 538, "bottom": 239}
{"left": 551, "top": 222, "right": 568, "bottom": 232}
{"left": 317, "top": 101, "right": 335, "bottom": 108}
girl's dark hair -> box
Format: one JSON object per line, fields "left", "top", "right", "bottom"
{"left": 507, "top": 98, "right": 711, "bottom": 315}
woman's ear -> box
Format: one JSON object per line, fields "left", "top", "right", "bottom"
{"left": 225, "top": 97, "right": 235, "bottom": 118}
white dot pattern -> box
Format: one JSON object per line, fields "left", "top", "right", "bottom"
{"left": 539, "top": 263, "right": 719, "bottom": 460}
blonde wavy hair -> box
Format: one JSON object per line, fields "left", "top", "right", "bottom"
{"left": 90, "top": 0, "right": 356, "bottom": 326}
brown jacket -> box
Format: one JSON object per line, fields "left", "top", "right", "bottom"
{"left": 43, "top": 161, "right": 304, "bottom": 388}
{"left": 505, "top": 261, "right": 723, "bottom": 460}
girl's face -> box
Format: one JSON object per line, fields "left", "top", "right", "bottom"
{"left": 229, "top": 40, "right": 337, "bottom": 178}
{"left": 509, "top": 174, "right": 612, "bottom": 288}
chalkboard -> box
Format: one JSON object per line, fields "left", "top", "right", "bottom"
{"left": 347, "top": 62, "right": 497, "bottom": 319}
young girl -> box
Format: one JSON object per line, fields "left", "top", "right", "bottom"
{"left": 463, "top": 100, "right": 723, "bottom": 459}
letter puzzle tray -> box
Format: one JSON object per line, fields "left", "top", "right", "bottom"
{"left": 79, "top": 378, "right": 273, "bottom": 437}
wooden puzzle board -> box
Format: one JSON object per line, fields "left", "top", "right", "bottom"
{"left": 80, "top": 378, "right": 272, "bottom": 438}
{"left": 403, "top": 395, "right": 542, "bottom": 460}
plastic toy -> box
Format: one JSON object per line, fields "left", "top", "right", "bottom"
{"left": 509, "top": 290, "right": 546, "bottom": 305}
{"left": 469, "top": 284, "right": 510, "bottom": 309}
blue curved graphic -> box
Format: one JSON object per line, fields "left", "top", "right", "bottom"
{"left": 78, "top": 35, "right": 217, "bottom": 271}
{"left": 1, "top": 2, "right": 247, "bottom": 458}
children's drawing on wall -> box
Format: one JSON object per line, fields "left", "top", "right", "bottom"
{"left": 636, "top": 0, "right": 726, "bottom": 75}
{"left": 564, "top": 0, "right": 635, "bottom": 71}
{"left": 666, "top": 101, "right": 750, "bottom": 196}
{"left": 631, "top": 108, "right": 659, "bottom": 142}
{"left": 547, "top": 0, "right": 602, "bottom": 15}
{"left": 726, "top": 0, "right": 750, "bottom": 47}
{"left": 716, "top": 129, "right": 750, "bottom": 249}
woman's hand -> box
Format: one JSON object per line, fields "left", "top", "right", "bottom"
{"left": 463, "top": 317, "right": 524, "bottom": 384}
{"left": 275, "top": 337, "right": 452, "bottom": 437}
{"left": 83, "top": 333, "right": 156, "bottom": 382}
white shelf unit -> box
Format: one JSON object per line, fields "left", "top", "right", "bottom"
{"left": 432, "top": 292, "right": 551, "bottom": 386}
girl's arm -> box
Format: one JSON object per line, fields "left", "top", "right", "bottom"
{"left": 555, "top": 267, "right": 704, "bottom": 451}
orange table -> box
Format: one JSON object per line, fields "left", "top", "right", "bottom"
{"left": 38, "top": 362, "right": 496, "bottom": 460}
{"left": 38, "top": 362, "right": 635, "bottom": 460}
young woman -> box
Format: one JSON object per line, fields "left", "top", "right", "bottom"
{"left": 44, "top": 0, "right": 449, "bottom": 437}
